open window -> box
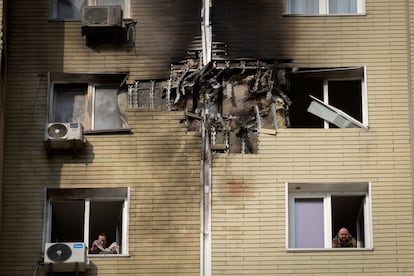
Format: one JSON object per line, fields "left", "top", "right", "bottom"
{"left": 43, "top": 188, "right": 130, "bottom": 256}
{"left": 285, "top": 0, "right": 365, "bottom": 15}
{"left": 286, "top": 182, "right": 372, "bottom": 250}
{"left": 50, "top": 0, "right": 130, "bottom": 21}
{"left": 286, "top": 66, "right": 368, "bottom": 129}
{"left": 47, "top": 72, "right": 130, "bottom": 132}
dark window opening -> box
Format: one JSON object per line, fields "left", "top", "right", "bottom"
{"left": 286, "top": 72, "right": 364, "bottom": 128}
{"left": 287, "top": 78, "right": 323, "bottom": 128}
{"left": 328, "top": 80, "right": 362, "bottom": 124}
{"left": 51, "top": 200, "right": 85, "bottom": 242}
{"left": 331, "top": 195, "right": 365, "bottom": 247}
{"left": 89, "top": 200, "right": 124, "bottom": 252}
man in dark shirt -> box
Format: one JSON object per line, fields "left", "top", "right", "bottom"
{"left": 332, "top": 227, "right": 357, "bottom": 248}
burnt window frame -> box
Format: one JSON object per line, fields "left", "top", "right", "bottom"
{"left": 47, "top": 72, "right": 130, "bottom": 133}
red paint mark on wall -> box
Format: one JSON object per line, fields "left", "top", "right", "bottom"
{"left": 228, "top": 180, "right": 244, "bottom": 195}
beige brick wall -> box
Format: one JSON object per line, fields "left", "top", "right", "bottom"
{"left": 212, "top": 128, "right": 414, "bottom": 275}
{"left": 211, "top": 0, "right": 414, "bottom": 275}
{"left": 2, "top": 0, "right": 414, "bottom": 275}
{"left": 0, "top": 110, "right": 202, "bottom": 275}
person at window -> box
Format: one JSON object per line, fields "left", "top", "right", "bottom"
{"left": 332, "top": 227, "right": 357, "bottom": 248}
{"left": 89, "top": 233, "right": 119, "bottom": 254}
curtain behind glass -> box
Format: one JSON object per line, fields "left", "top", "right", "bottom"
{"left": 94, "top": 87, "right": 123, "bottom": 129}
{"left": 294, "top": 198, "right": 325, "bottom": 248}
{"left": 288, "top": 0, "right": 319, "bottom": 14}
{"left": 329, "top": 0, "right": 357, "bottom": 14}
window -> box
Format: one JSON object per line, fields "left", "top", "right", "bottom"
{"left": 50, "top": 0, "right": 130, "bottom": 21}
{"left": 50, "top": 0, "right": 87, "bottom": 21}
{"left": 286, "top": 67, "right": 368, "bottom": 129}
{"left": 286, "top": 182, "right": 372, "bottom": 249}
{"left": 43, "top": 188, "right": 130, "bottom": 255}
{"left": 48, "top": 72, "right": 130, "bottom": 132}
{"left": 285, "top": 0, "right": 365, "bottom": 15}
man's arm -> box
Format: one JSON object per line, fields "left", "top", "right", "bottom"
{"left": 89, "top": 240, "right": 101, "bottom": 254}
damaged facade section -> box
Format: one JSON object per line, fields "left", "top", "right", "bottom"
{"left": 128, "top": 44, "right": 367, "bottom": 154}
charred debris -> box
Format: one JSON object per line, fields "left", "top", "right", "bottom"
{"left": 128, "top": 40, "right": 294, "bottom": 154}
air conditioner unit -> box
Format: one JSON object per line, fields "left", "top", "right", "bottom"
{"left": 82, "top": 5, "right": 122, "bottom": 27}
{"left": 44, "top": 122, "right": 85, "bottom": 150}
{"left": 44, "top": 242, "right": 88, "bottom": 272}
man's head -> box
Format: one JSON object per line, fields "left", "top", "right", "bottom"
{"left": 337, "top": 227, "right": 350, "bottom": 242}
{"left": 98, "top": 233, "right": 107, "bottom": 248}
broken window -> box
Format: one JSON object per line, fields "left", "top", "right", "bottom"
{"left": 44, "top": 188, "right": 129, "bottom": 255}
{"left": 48, "top": 72, "right": 129, "bottom": 132}
{"left": 286, "top": 67, "right": 368, "bottom": 129}
{"left": 49, "top": 0, "right": 130, "bottom": 21}
{"left": 287, "top": 182, "right": 372, "bottom": 249}
{"left": 285, "top": 0, "right": 365, "bottom": 15}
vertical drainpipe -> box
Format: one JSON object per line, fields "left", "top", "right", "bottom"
{"left": 200, "top": 1, "right": 212, "bottom": 276}
{"left": 201, "top": 0, "right": 212, "bottom": 66}
{"left": 200, "top": 121, "right": 212, "bottom": 276}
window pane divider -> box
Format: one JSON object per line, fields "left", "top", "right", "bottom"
{"left": 324, "top": 194, "right": 332, "bottom": 248}
{"left": 84, "top": 199, "right": 91, "bottom": 249}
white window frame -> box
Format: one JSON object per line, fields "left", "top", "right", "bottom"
{"left": 285, "top": 0, "right": 365, "bottom": 16}
{"left": 324, "top": 67, "right": 368, "bottom": 128}
{"left": 43, "top": 187, "right": 130, "bottom": 256}
{"left": 285, "top": 182, "right": 373, "bottom": 251}
{"left": 288, "top": 66, "right": 368, "bottom": 129}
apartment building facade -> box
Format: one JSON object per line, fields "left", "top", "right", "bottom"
{"left": 1, "top": 0, "right": 414, "bottom": 275}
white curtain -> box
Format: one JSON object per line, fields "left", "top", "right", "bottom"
{"left": 288, "top": 0, "right": 319, "bottom": 14}
{"left": 329, "top": 0, "right": 357, "bottom": 14}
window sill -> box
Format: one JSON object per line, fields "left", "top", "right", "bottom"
{"left": 282, "top": 13, "right": 367, "bottom": 17}
{"left": 48, "top": 18, "right": 81, "bottom": 22}
{"left": 287, "top": 247, "right": 373, "bottom": 252}
{"left": 88, "top": 254, "right": 130, "bottom": 258}
{"left": 272, "top": 127, "right": 368, "bottom": 133}
{"left": 84, "top": 128, "right": 132, "bottom": 135}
